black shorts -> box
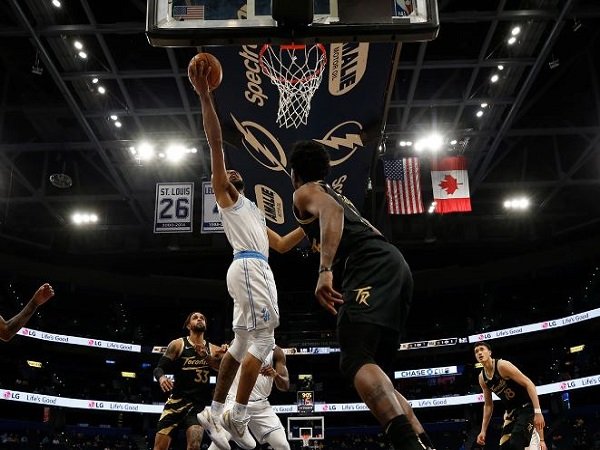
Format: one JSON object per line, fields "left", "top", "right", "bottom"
{"left": 156, "top": 396, "right": 202, "bottom": 436}
{"left": 500, "top": 404, "right": 534, "bottom": 449}
{"left": 338, "top": 238, "right": 412, "bottom": 334}
{"left": 337, "top": 316, "right": 401, "bottom": 381}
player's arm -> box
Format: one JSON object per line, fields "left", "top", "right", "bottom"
{"left": 294, "top": 184, "right": 343, "bottom": 270}
{"left": 153, "top": 339, "right": 183, "bottom": 392}
{"left": 267, "top": 227, "right": 306, "bottom": 254}
{"left": 293, "top": 184, "right": 344, "bottom": 314}
{"left": 206, "top": 343, "right": 228, "bottom": 372}
{"left": 272, "top": 346, "right": 290, "bottom": 391}
{"left": 0, "top": 283, "right": 54, "bottom": 342}
{"left": 190, "top": 58, "right": 237, "bottom": 208}
{"left": 477, "top": 373, "right": 494, "bottom": 445}
{"left": 498, "top": 359, "right": 545, "bottom": 432}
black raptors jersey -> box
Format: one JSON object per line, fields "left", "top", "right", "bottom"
{"left": 171, "top": 337, "right": 214, "bottom": 403}
{"left": 482, "top": 359, "right": 530, "bottom": 410}
{"left": 294, "top": 181, "right": 412, "bottom": 331}
{"left": 293, "top": 181, "right": 386, "bottom": 267}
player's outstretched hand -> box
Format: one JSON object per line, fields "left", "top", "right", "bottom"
{"left": 159, "top": 375, "right": 173, "bottom": 393}
{"left": 315, "top": 271, "right": 343, "bottom": 315}
{"left": 188, "top": 58, "right": 211, "bottom": 96}
{"left": 260, "top": 365, "right": 277, "bottom": 378}
{"left": 476, "top": 432, "right": 486, "bottom": 446}
{"left": 32, "top": 283, "right": 55, "bottom": 306}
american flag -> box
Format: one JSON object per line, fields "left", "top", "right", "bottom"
{"left": 172, "top": 5, "right": 205, "bottom": 20}
{"left": 383, "top": 157, "right": 424, "bottom": 215}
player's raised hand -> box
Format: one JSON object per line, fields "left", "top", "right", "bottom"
{"left": 315, "top": 271, "right": 343, "bottom": 315}
{"left": 32, "top": 283, "right": 55, "bottom": 306}
{"left": 188, "top": 56, "right": 211, "bottom": 95}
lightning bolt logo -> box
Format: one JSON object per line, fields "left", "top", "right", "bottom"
{"left": 315, "top": 121, "right": 364, "bottom": 166}
{"left": 231, "top": 115, "right": 289, "bottom": 174}
{"left": 316, "top": 133, "right": 363, "bottom": 150}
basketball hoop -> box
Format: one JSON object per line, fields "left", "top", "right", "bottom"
{"left": 301, "top": 433, "right": 311, "bottom": 448}
{"left": 259, "top": 43, "right": 327, "bottom": 129}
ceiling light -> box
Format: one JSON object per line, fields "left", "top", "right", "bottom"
{"left": 399, "top": 141, "right": 407, "bottom": 147}
{"left": 92, "top": 77, "right": 99, "bottom": 84}
{"left": 481, "top": 103, "right": 488, "bottom": 108}
{"left": 72, "top": 212, "right": 99, "bottom": 225}
{"left": 476, "top": 110, "right": 484, "bottom": 118}
{"left": 129, "top": 146, "right": 136, "bottom": 155}
{"left": 137, "top": 142, "right": 155, "bottom": 161}
{"left": 78, "top": 51, "right": 88, "bottom": 59}
{"left": 110, "top": 115, "right": 118, "bottom": 121}
{"left": 166, "top": 144, "right": 186, "bottom": 163}
{"left": 511, "top": 26, "right": 521, "bottom": 36}
{"left": 507, "top": 36, "right": 517, "bottom": 45}
{"left": 497, "top": 65, "right": 504, "bottom": 71}
{"left": 503, "top": 196, "right": 531, "bottom": 210}
{"left": 415, "top": 133, "right": 443, "bottom": 153}
{"left": 51, "top": 0, "right": 61, "bottom": 7}
{"left": 490, "top": 74, "right": 499, "bottom": 83}
{"left": 74, "top": 41, "right": 83, "bottom": 50}
{"left": 114, "top": 121, "right": 122, "bottom": 128}
{"left": 97, "top": 86, "right": 106, "bottom": 94}
{"left": 190, "top": 147, "right": 198, "bottom": 153}
{"left": 450, "top": 140, "right": 457, "bottom": 145}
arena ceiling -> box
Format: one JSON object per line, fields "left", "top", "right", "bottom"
{"left": 0, "top": 0, "right": 599, "bottom": 291}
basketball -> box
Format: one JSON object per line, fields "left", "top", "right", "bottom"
{"left": 188, "top": 52, "right": 223, "bottom": 92}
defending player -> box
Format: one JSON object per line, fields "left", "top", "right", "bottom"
{"left": 474, "top": 342, "right": 547, "bottom": 449}
{"left": 152, "top": 312, "right": 226, "bottom": 450}
{"left": 208, "top": 345, "right": 291, "bottom": 450}
{"left": 1, "top": 283, "right": 54, "bottom": 342}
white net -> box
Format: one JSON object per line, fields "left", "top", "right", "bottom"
{"left": 260, "top": 44, "right": 327, "bottom": 129}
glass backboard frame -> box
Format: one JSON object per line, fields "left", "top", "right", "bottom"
{"left": 146, "top": 0, "right": 439, "bottom": 47}
{"left": 287, "top": 415, "right": 325, "bottom": 441}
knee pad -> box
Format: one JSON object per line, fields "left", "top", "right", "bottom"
{"left": 339, "top": 351, "right": 373, "bottom": 382}
{"left": 228, "top": 334, "right": 250, "bottom": 363}
{"left": 247, "top": 329, "right": 275, "bottom": 363}
{"left": 264, "top": 428, "right": 290, "bottom": 450}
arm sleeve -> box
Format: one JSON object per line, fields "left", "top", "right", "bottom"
{"left": 153, "top": 356, "right": 174, "bottom": 382}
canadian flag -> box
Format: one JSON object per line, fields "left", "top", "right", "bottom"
{"left": 431, "top": 156, "right": 472, "bottom": 213}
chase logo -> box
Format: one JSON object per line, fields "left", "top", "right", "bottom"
{"left": 315, "top": 121, "right": 363, "bottom": 166}
{"left": 328, "top": 43, "right": 369, "bottom": 96}
{"left": 231, "top": 115, "right": 288, "bottom": 174}
{"left": 254, "top": 184, "right": 285, "bottom": 224}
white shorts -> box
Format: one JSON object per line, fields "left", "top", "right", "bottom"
{"left": 227, "top": 256, "right": 279, "bottom": 332}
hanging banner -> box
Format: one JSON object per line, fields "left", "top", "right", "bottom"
{"left": 154, "top": 182, "right": 194, "bottom": 233}
{"left": 210, "top": 43, "right": 397, "bottom": 235}
{"left": 201, "top": 181, "right": 224, "bottom": 234}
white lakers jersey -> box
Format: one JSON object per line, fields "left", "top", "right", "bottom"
{"left": 219, "top": 194, "right": 269, "bottom": 256}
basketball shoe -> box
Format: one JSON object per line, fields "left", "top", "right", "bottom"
{"left": 221, "top": 408, "right": 256, "bottom": 449}
{"left": 197, "top": 406, "right": 229, "bottom": 450}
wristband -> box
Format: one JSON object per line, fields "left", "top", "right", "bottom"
{"left": 319, "top": 266, "right": 332, "bottom": 274}
{"left": 534, "top": 408, "right": 542, "bottom": 414}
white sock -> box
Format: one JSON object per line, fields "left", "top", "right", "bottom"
{"left": 232, "top": 402, "right": 247, "bottom": 421}
{"left": 211, "top": 400, "right": 225, "bottom": 416}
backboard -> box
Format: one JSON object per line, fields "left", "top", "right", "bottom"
{"left": 287, "top": 416, "right": 325, "bottom": 440}
{"left": 146, "top": 0, "right": 439, "bottom": 47}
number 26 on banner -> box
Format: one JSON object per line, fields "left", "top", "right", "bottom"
{"left": 154, "top": 182, "right": 194, "bottom": 233}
